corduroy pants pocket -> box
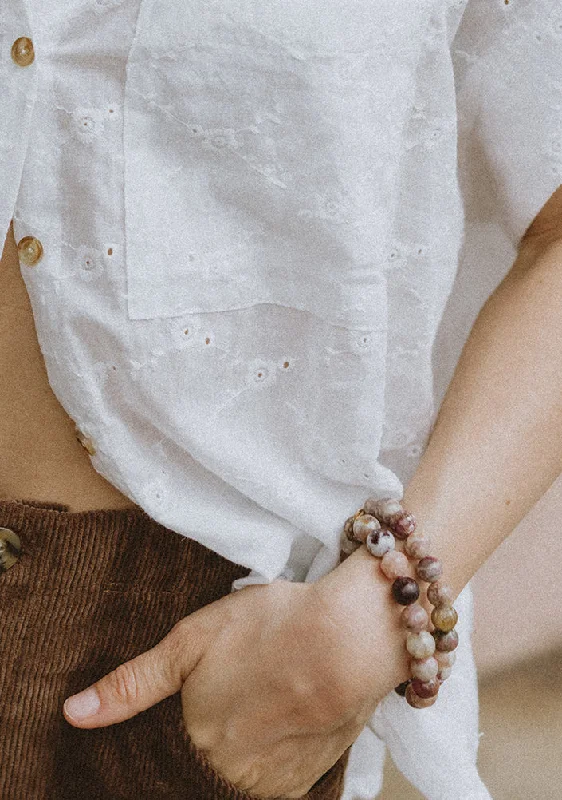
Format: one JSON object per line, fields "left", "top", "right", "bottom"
{"left": 0, "top": 499, "right": 350, "bottom": 800}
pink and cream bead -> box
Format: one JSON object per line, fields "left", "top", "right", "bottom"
{"left": 400, "top": 603, "right": 429, "bottom": 632}
{"left": 410, "top": 656, "right": 439, "bottom": 682}
{"left": 433, "top": 628, "right": 459, "bottom": 652}
{"left": 411, "top": 676, "right": 440, "bottom": 699}
{"left": 364, "top": 497, "right": 416, "bottom": 540}
{"left": 437, "top": 666, "right": 453, "bottom": 681}
{"left": 406, "top": 631, "right": 435, "bottom": 660}
{"left": 427, "top": 581, "right": 455, "bottom": 606}
{"left": 352, "top": 514, "right": 381, "bottom": 543}
{"left": 366, "top": 526, "right": 396, "bottom": 557}
{"left": 435, "top": 650, "right": 456, "bottom": 669}
{"left": 404, "top": 533, "right": 432, "bottom": 560}
{"left": 405, "top": 683, "right": 438, "bottom": 708}
{"left": 416, "top": 556, "right": 443, "bottom": 583}
{"left": 340, "top": 496, "right": 460, "bottom": 709}
{"left": 380, "top": 550, "right": 410, "bottom": 581}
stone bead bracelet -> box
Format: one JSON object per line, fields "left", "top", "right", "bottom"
{"left": 340, "top": 497, "right": 459, "bottom": 709}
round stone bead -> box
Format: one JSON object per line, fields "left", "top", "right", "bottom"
{"left": 363, "top": 498, "right": 416, "bottom": 540}
{"left": 343, "top": 516, "right": 356, "bottom": 541}
{"left": 406, "top": 683, "right": 438, "bottom": 708}
{"left": 406, "top": 630, "right": 436, "bottom": 660}
{"left": 416, "top": 556, "right": 443, "bottom": 583}
{"left": 427, "top": 581, "right": 455, "bottom": 607}
{"left": 340, "top": 531, "right": 361, "bottom": 556}
{"left": 381, "top": 550, "right": 410, "bottom": 581}
{"left": 364, "top": 497, "right": 403, "bottom": 521}
{"left": 400, "top": 603, "right": 429, "bottom": 632}
{"left": 389, "top": 512, "right": 417, "bottom": 541}
{"left": 433, "top": 628, "right": 459, "bottom": 652}
{"left": 431, "top": 604, "right": 458, "bottom": 633}
{"left": 435, "top": 650, "right": 456, "bottom": 669}
{"left": 411, "top": 676, "right": 440, "bottom": 699}
{"left": 391, "top": 576, "right": 419, "bottom": 605}
{"left": 404, "top": 534, "right": 432, "bottom": 560}
{"left": 410, "top": 655, "right": 439, "bottom": 681}
{"left": 366, "top": 527, "right": 395, "bottom": 557}
{"left": 437, "top": 666, "right": 453, "bottom": 681}
{"left": 353, "top": 514, "right": 381, "bottom": 543}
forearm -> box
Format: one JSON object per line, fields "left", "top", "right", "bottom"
{"left": 401, "top": 237, "right": 562, "bottom": 598}
{"left": 343, "top": 236, "right": 562, "bottom": 607}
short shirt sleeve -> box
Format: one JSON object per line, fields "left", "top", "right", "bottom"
{"left": 453, "top": 0, "right": 562, "bottom": 246}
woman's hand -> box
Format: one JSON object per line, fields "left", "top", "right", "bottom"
{"left": 62, "top": 568, "right": 407, "bottom": 799}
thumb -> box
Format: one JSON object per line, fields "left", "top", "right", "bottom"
{"left": 63, "top": 609, "right": 212, "bottom": 729}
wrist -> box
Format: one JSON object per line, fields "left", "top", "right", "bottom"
{"left": 315, "top": 491, "right": 464, "bottom": 705}
{"left": 400, "top": 480, "right": 473, "bottom": 602}
{"left": 313, "top": 545, "right": 412, "bottom": 689}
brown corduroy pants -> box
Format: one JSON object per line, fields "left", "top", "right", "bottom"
{"left": 0, "top": 499, "right": 350, "bottom": 800}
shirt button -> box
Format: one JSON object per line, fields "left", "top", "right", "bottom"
{"left": 0, "top": 527, "right": 22, "bottom": 573}
{"left": 17, "top": 236, "right": 44, "bottom": 267}
{"left": 11, "top": 37, "right": 35, "bottom": 67}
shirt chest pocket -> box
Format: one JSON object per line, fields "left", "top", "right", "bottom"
{"left": 122, "top": 0, "right": 434, "bottom": 326}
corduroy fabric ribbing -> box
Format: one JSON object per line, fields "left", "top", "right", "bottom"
{"left": 0, "top": 499, "right": 350, "bottom": 800}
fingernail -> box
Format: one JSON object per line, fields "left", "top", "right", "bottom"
{"left": 64, "top": 688, "right": 100, "bottom": 721}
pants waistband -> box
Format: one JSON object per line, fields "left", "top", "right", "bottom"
{"left": 0, "top": 498, "right": 251, "bottom": 593}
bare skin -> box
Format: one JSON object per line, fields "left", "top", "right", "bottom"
{"left": 2, "top": 182, "right": 560, "bottom": 797}
{"left": 59, "top": 186, "right": 562, "bottom": 800}
{"left": 0, "top": 218, "right": 138, "bottom": 511}
{"left": 2, "top": 186, "right": 559, "bottom": 513}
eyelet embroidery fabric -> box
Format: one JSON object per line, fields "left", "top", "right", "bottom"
{"left": 0, "top": 0, "right": 560, "bottom": 797}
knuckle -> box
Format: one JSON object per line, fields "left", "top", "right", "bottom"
{"left": 165, "top": 622, "right": 185, "bottom": 657}
{"left": 187, "top": 724, "right": 218, "bottom": 752}
{"left": 170, "top": 616, "right": 190, "bottom": 637}
{"left": 285, "top": 673, "right": 351, "bottom": 733}
{"left": 169, "top": 614, "right": 199, "bottom": 647}
{"left": 235, "top": 761, "right": 262, "bottom": 793}
{"left": 166, "top": 622, "right": 195, "bottom": 678}
{"left": 109, "top": 662, "right": 141, "bottom": 705}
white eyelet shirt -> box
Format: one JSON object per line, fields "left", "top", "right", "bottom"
{"left": 1, "top": 0, "right": 560, "bottom": 797}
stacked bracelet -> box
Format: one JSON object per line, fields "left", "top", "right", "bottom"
{"left": 339, "top": 497, "right": 459, "bottom": 709}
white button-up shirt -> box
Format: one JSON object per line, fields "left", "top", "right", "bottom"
{"left": 1, "top": 0, "right": 560, "bottom": 797}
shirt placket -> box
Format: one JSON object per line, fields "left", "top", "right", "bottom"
{"left": 0, "top": 0, "right": 38, "bottom": 254}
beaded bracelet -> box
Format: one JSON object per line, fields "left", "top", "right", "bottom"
{"left": 339, "top": 497, "right": 459, "bottom": 709}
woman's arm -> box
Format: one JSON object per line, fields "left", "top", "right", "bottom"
{"left": 63, "top": 193, "right": 562, "bottom": 800}
{"left": 319, "top": 193, "right": 562, "bottom": 626}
